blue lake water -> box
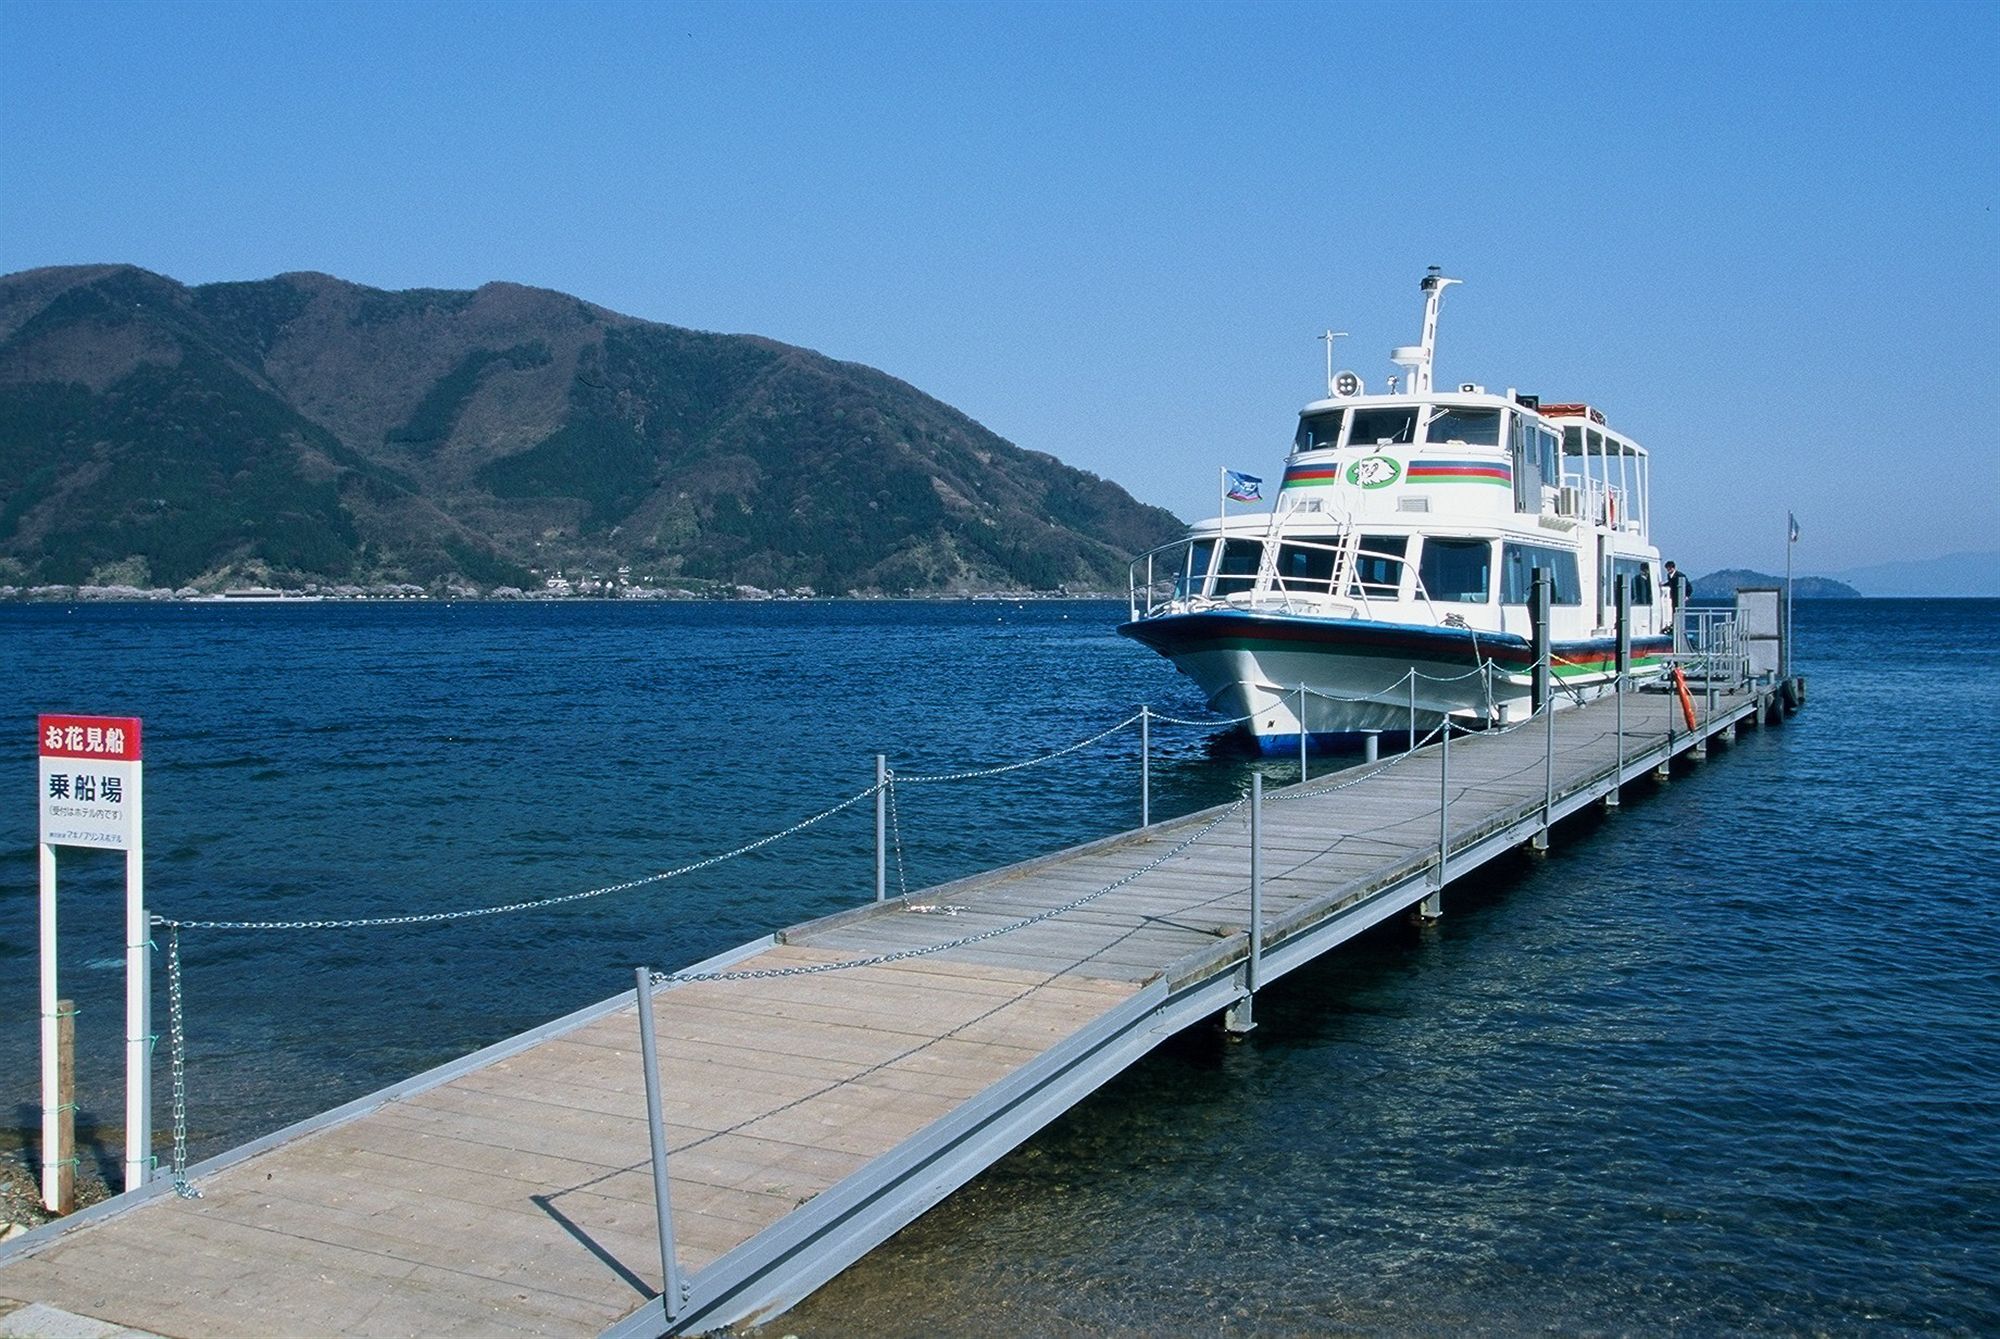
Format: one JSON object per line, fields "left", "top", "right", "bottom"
{"left": 1, "top": 597, "right": 1994, "bottom": 1334}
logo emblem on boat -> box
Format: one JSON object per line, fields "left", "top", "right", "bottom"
{"left": 1346, "top": 455, "right": 1402, "bottom": 489}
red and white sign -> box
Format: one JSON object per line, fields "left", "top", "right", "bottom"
{"left": 39, "top": 714, "right": 142, "bottom": 850}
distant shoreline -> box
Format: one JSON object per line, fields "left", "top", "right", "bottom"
{"left": 0, "top": 588, "right": 1130, "bottom": 605}
{"left": 2, "top": 590, "right": 1989, "bottom": 606}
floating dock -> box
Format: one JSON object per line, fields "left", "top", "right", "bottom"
{"left": 0, "top": 680, "right": 1796, "bottom": 1337}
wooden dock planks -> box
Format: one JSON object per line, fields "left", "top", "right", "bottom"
{"left": 0, "top": 684, "right": 1770, "bottom": 1338}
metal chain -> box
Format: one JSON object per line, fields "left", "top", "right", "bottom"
{"left": 153, "top": 783, "right": 883, "bottom": 932}
{"left": 886, "top": 771, "right": 909, "bottom": 900}
{"left": 1408, "top": 660, "right": 1501, "bottom": 684}
{"left": 1267, "top": 719, "right": 1445, "bottom": 802}
{"left": 165, "top": 925, "right": 200, "bottom": 1199}
{"left": 1266, "top": 686, "right": 1558, "bottom": 806}
{"left": 1148, "top": 708, "right": 1259, "bottom": 727}
{"left": 890, "top": 712, "right": 1144, "bottom": 784}
{"left": 653, "top": 798, "right": 1246, "bottom": 987}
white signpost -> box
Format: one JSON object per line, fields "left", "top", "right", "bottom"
{"left": 37, "top": 714, "right": 148, "bottom": 1209}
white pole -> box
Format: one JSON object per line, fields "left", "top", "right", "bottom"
{"left": 124, "top": 761, "right": 149, "bottom": 1191}
{"left": 39, "top": 842, "right": 61, "bottom": 1212}
{"left": 873, "top": 754, "right": 886, "bottom": 902}
{"left": 1785, "top": 516, "right": 1795, "bottom": 679}
{"left": 1249, "top": 774, "right": 1263, "bottom": 992}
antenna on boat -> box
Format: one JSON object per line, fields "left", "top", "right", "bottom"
{"left": 1319, "top": 330, "right": 1348, "bottom": 398}
{"left": 1320, "top": 331, "right": 1352, "bottom": 399}
{"left": 1394, "top": 266, "right": 1461, "bottom": 394}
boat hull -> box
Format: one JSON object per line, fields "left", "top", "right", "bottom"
{"left": 1120, "top": 608, "right": 1670, "bottom": 753}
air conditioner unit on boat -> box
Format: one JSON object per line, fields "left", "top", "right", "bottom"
{"left": 1557, "top": 486, "right": 1583, "bottom": 518}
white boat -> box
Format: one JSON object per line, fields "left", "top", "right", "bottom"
{"left": 1121, "top": 269, "right": 1675, "bottom": 754}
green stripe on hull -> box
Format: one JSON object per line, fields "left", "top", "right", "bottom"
{"left": 1187, "top": 636, "right": 1662, "bottom": 676}
{"left": 1553, "top": 653, "right": 1665, "bottom": 678}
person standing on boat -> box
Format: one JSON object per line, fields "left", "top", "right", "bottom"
{"left": 1664, "top": 560, "right": 1693, "bottom": 650}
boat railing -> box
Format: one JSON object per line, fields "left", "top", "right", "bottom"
{"left": 1129, "top": 531, "right": 1441, "bottom": 624}
{"left": 1558, "top": 473, "right": 1635, "bottom": 531}
{"left": 1667, "top": 608, "right": 1751, "bottom": 688}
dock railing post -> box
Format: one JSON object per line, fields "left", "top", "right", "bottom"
{"left": 1535, "top": 571, "right": 1553, "bottom": 851}
{"left": 1611, "top": 576, "right": 1629, "bottom": 807}
{"left": 1224, "top": 775, "right": 1263, "bottom": 1034}
{"left": 873, "top": 754, "right": 887, "bottom": 903}
{"left": 1250, "top": 773, "right": 1263, "bottom": 994}
{"left": 1298, "top": 685, "right": 1308, "bottom": 781}
{"left": 1423, "top": 720, "right": 1448, "bottom": 919}
{"left": 1530, "top": 567, "right": 1550, "bottom": 715}
{"left": 633, "top": 968, "right": 683, "bottom": 1323}
{"left": 1139, "top": 706, "right": 1151, "bottom": 828}
{"left": 1407, "top": 672, "right": 1417, "bottom": 752}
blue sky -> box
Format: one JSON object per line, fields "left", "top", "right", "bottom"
{"left": 3, "top": 0, "right": 1995, "bottom": 573}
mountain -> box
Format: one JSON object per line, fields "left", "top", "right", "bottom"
{"left": 1693, "top": 568, "right": 1860, "bottom": 599}
{"left": 1828, "top": 550, "right": 2000, "bottom": 598}
{"left": 0, "top": 265, "right": 1185, "bottom": 595}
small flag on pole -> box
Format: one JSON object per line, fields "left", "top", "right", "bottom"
{"left": 1225, "top": 470, "right": 1263, "bottom": 503}
{"left": 1788, "top": 512, "right": 1800, "bottom": 543}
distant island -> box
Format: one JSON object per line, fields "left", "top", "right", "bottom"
{"left": 0, "top": 265, "right": 1185, "bottom": 597}
{"left": 1694, "top": 568, "right": 1860, "bottom": 599}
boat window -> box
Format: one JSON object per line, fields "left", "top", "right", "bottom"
{"left": 1417, "top": 537, "right": 1491, "bottom": 604}
{"left": 1563, "top": 426, "right": 1584, "bottom": 456}
{"left": 1538, "top": 427, "right": 1560, "bottom": 484}
{"left": 1177, "top": 539, "right": 1217, "bottom": 599}
{"left": 1276, "top": 538, "right": 1339, "bottom": 593}
{"left": 1212, "top": 538, "right": 1262, "bottom": 596}
{"left": 1500, "top": 542, "right": 1583, "bottom": 606}
{"left": 1294, "top": 411, "right": 1344, "bottom": 451}
{"left": 1352, "top": 535, "right": 1409, "bottom": 598}
{"left": 1347, "top": 407, "right": 1418, "bottom": 445}
{"left": 1422, "top": 405, "right": 1502, "bottom": 445}
{"left": 1613, "top": 556, "right": 1654, "bottom": 605}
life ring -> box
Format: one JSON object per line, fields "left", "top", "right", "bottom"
{"left": 1671, "top": 667, "right": 1698, "bottom": 730}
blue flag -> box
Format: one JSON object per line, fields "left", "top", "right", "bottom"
{"left": 1225, "top": 470, "right": 1263, "bottom": 503}
{"left": 1788, "top": 512, "right": 1800, "bottom": 543}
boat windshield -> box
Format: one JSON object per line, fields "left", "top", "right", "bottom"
{"left": 1348, "top": 407, "right": 1418, "bottom": 446}
{"left": 1213, "top": 539, "right": 1261, "bottom": 596}
{"left": 1175, "top": 539, "right": 1217, "bottom": 599}
{"left": 1423, "top": 405, "right": 1502, "bottom": 446}
{"left": 1295, "top": 411, "right": 1343, "bottom": 451}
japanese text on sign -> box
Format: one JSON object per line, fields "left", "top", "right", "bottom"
{"left": 38, "top": 714, "right": 142, "bottom": 850}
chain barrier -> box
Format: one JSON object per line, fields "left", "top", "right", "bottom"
{"left": 888, "top": 712, "right": 1144, "bottom": 784}
{"left": 164, "top": 925, "right": 200, "bottom": 1198}
{"left": 650, "top": 798, "right": 1246, "bottom": 988}
{"left": 152, "top": 783, "right": 882, "bottom": 934}
{"left": 886, "top": 771, "right": 909, "bottom": 901}
{"left": 1148, "top": 707, "right": 1258, "bottom": 727}
{"left": 1265, "top": 718, "right": 1448, "bottom": 803}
